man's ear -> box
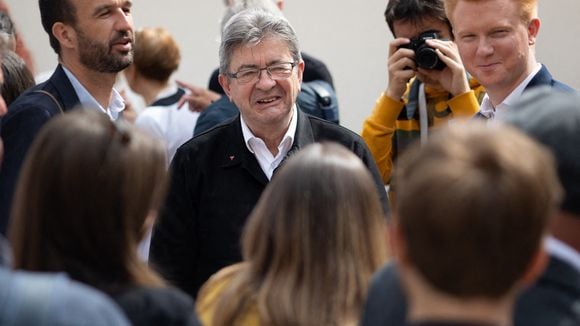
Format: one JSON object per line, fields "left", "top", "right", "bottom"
{"left": 527, "top": 18, "right": 541, "bottom": 46}
{"left": 52, "top": 22, "right": 76, "bottom": 50}
{"left": 296, "top": 59, "right": 305, "bottom": 84}
{"left": 520, "top": 244, "right": 548, "bottom": 286}
{"left": 218, "top": 74, "right": 232, "bottom": 100}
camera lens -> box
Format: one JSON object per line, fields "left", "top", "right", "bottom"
{"left": 416, "top": 46, "right": 445, "bottom": 70}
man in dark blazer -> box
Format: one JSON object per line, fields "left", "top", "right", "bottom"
{"left": 444, "top": 0, "right": 575, "bottom": 120}
{"left": 149, "top": 9, "right": 389, "bottom": 299}
{"left": 0, "top": 0, "right": 135, "bottom": 235}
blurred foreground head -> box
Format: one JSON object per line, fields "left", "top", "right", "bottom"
{"left": 10, "top": 109, "right": 167, "bottom": 289}
{"left": 394, "top": 122, "right": 561, "bottom": 300}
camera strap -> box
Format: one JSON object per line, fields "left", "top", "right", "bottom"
{"left": 418, "top": 83, "right": 429, "bottom": 145}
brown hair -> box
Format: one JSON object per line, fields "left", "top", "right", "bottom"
{"left": 394, "top": 123, "right": 561, "bottom": 298}
{"left": 10, "top": 109, "right": 168, "bottom": 292}
{"left": 444, "top": 0, "right": 537, "bottom": 24}
{"left": 132, "top": 27, "right": 180, "bottom": 83}
{"left": 198, "top": 142, "right": 388, "bottom": 325}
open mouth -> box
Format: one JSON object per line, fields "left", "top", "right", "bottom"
{"left": 256, "top": 96, "right": 281, "bottom": 105}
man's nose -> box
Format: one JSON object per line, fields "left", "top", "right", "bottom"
{"left": 115, "top": 10, "right": 133, "bottom": 32}
{"left": 255, "top": 69, "right": 276, "bottom": 89}
{"left": 476, "top": 37, "right": 494, "bottom": 56}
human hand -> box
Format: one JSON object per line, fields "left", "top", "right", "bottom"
{"left": 385, "top": 38, "right": 417, "bottom": 100}
{"left": 176, "top": 80, "right": 221, "bottom": 112}
{"left": 417, "top": 39, "right": 470, "bottom": 96}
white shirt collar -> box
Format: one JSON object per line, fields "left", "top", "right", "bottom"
{"left": 240, "top": 105, "right": 297, "bottom": 180}
{"left": 480, "top": 63, "right": 542, "bottom": 120}
{"left": 62, "top": 66, "right": 125, "bottom": 120}
{"left": 546, "top": 236, "right": 580, "bottom": 272}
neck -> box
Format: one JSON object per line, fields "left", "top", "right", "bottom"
{"left": 61, "top": 59, "right": 117, "bottom": 109}
{"left": 486, "top": 58, "right": 538, "bottom": 107}
{"left": 132, "top": 78, "right": 168, "bottom": 105}
{"left": 404, "top": 268, "right": 513, "bottom": 326}
{"left": 253, "top": 126, "right": 286, "bottom": 156}
{"left": 550, "top": 211, "right": 580, "bottom": 252}
{"left": 245, "top": 109, "right": 293, "bottom": 156}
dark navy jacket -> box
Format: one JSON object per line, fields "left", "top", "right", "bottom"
{"left": 0, "top": 65, "right": 80, "bottom": 235}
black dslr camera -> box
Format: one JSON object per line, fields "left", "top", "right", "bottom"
{"left": 399, "top": 32, "right": 446, "bottom": 70}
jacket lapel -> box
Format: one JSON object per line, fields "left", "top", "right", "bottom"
{"left": 525, "top": 65, "right": 553, "bottom": 90}
{"left": 47, "top": 65, "right": 82, "bottom": 111}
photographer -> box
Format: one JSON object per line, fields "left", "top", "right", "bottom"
{"left": 362, "top": 0, "right": 485, "bottom": 184}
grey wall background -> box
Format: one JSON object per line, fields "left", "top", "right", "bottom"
{"left": 5, "top": 0, "right": 580, "bottom": 132}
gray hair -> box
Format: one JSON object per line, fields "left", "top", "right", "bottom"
{"left": 219, "top": 9, "right": 301, "bottom": 75}
{"left": 220, "top": 0, "right": 282, "bottom": 34}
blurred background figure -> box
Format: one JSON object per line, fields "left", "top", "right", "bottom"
{"left": 0, "top": 2, "right": 35, "bottom": 74}
{"left": 197, "top": 142, "right": 388, "bottom": 325}
{"left": 1, "top": 50, "right": 35, "bottom": 106}
{"left": 127, "top": 27, "right": 199, "bottom": 166}
{"left": 8, "top": 110, "right": 200, "bottom": 326}
{"left": 0, "top": 11, "right": 15, "bottom": 50}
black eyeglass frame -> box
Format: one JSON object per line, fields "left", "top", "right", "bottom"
{"left": 226, "top": 61, "right": 297, "bottom": 84}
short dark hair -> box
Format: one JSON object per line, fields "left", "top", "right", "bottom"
{"left": 384, "top": 0, "right": 451, "bottom": 37}
{"left": 395, "top": 123, "right": 561, "bottom": 299}
{"left": 38, "top": 0, "right": 77, "bottom": 54}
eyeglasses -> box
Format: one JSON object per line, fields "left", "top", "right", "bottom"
{"left": 227, "top": 61, "right": 297, "bottom": 84}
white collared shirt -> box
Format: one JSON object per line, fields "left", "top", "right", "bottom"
{"left": 62, "top": 66, "right": 125, "bottom": 120}
{"left": 480, "top": 63, "right": 542, "bottom": 120}
{"left": 240, "top": 106, "right": 297, "bottom": 180}
{"left": 546, "top": 236, "right": 580, "bottom": 272}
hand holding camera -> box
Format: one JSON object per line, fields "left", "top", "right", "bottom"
{"left": 387, "top": 32, "right": 470, "bottom": 98}
{"left": 399, "top": 32, "right": 447, "bottom": 70}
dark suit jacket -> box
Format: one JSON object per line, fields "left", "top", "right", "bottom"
{"left": 527, "top": 65, "right": 575, "bottom": 92}
{"left": 515, "top": 256, "right": 580, "bottom": 326}
{"left": 0, "top": 65, "right": 80, "bottom": 235}
{"left": 360, "top": 256, "right": 580, "bottom": 326}
{"left": 150, "top": 110, "right": 389, "bottom": 298}
{"left": 475, "top": 64, "right": 575, "bottom": 119}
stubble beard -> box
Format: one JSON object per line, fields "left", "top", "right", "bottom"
{"left": 77, "top": 29, "right": 133, "bottom": 74}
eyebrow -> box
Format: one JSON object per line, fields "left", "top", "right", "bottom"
{"left": 420, "top": 29, "right": 442, "bottom": 35}
{"left": 235, "top": 59, "right": 290, "bottom": 70}
{"left": 92, "top": 0, "right": 133, "bottom": 17}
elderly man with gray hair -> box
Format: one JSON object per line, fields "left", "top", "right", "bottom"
{"left": 150, "top": 9, "right": 389, "bottom": 299}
